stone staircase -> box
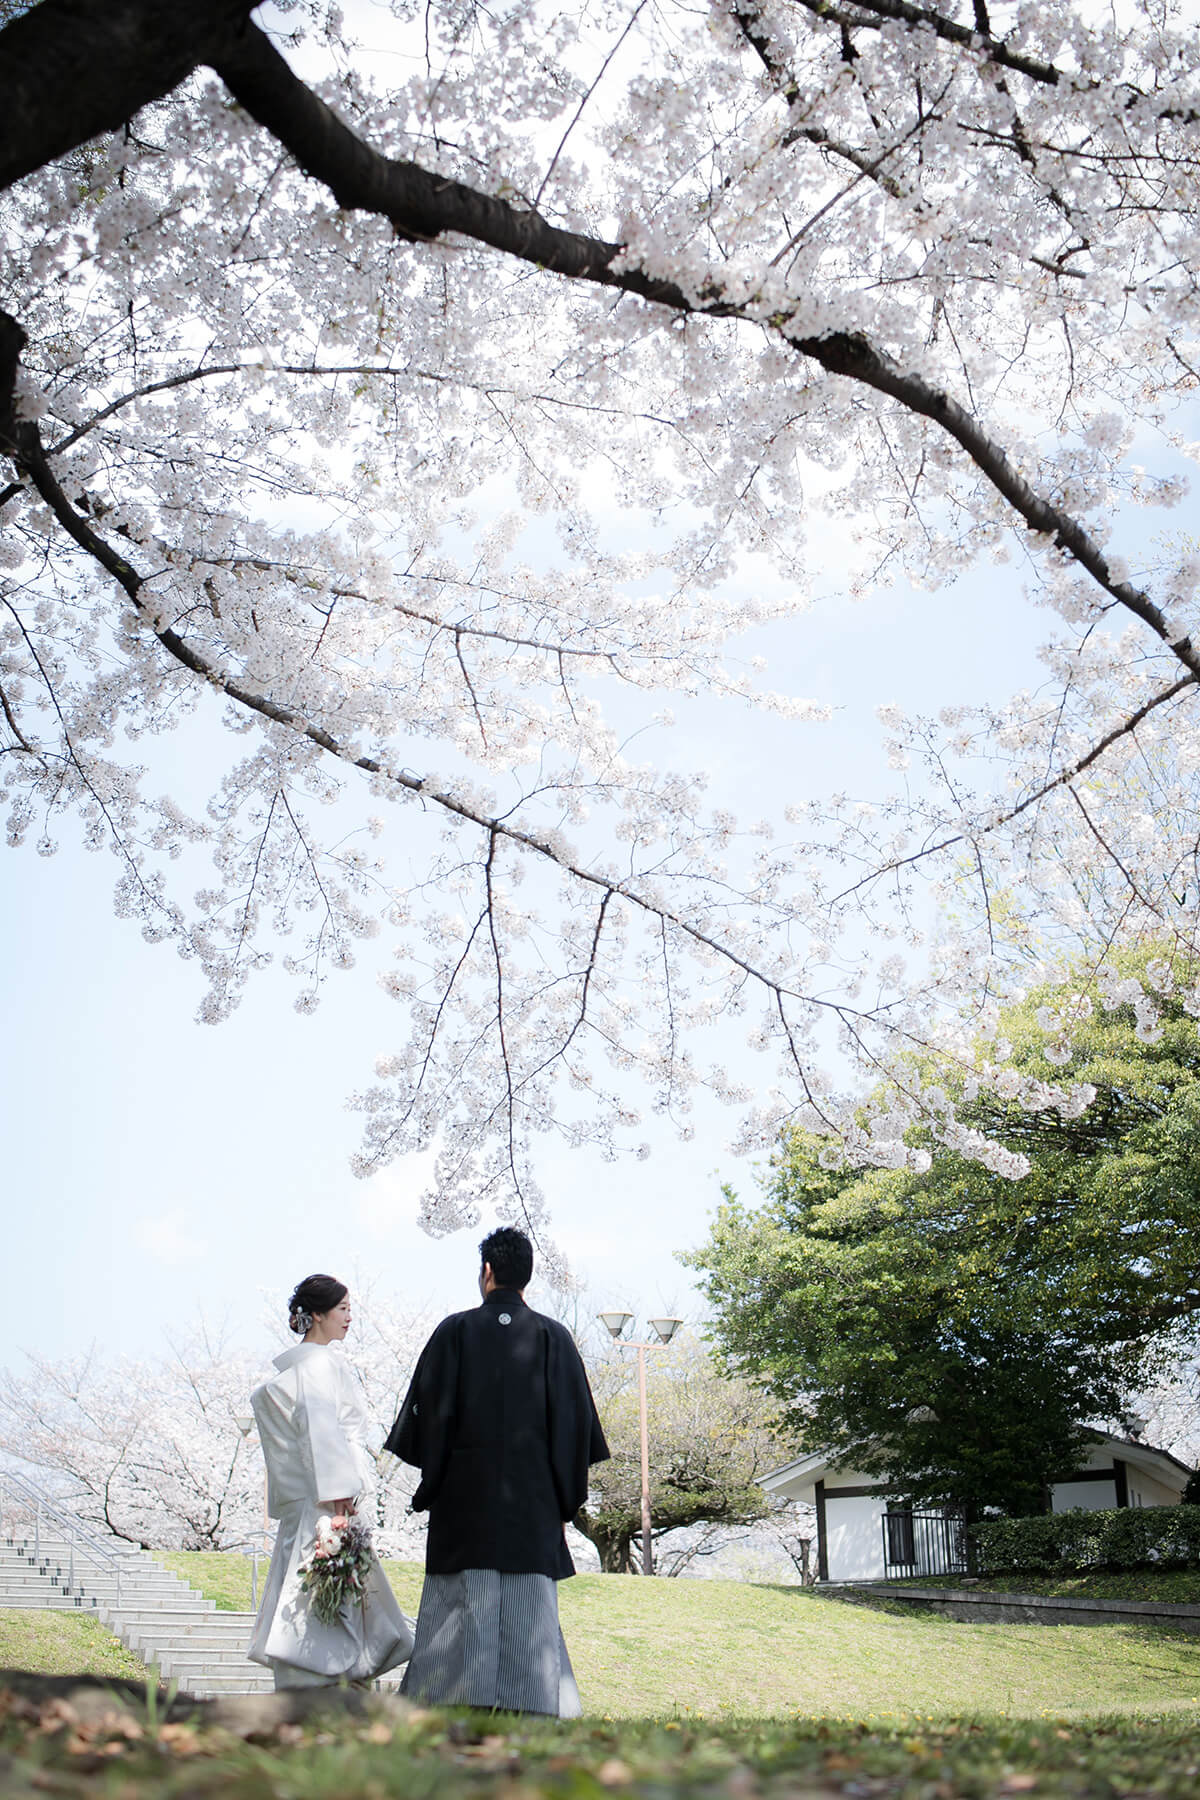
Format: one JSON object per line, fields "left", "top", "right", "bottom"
{"left": 0, "top": 1525, "right": 272, "bottom": 1696}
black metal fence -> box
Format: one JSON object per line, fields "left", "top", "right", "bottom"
{"left": 882, "top": 1508, "right": 969, "bottom": 1578}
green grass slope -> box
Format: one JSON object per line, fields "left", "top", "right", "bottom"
{"left": 0, "top": 1609, "right": 146, "bottom": 1679}
{"left": 158, "top": 1555, "right": 1200, "bottom": 1720}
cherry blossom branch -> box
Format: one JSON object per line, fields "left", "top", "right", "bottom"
{"left": 11, "top": 12, "right": 1190, "bottom": 686}
{"left": 533, "top": 0, "right": 651, "bottom": 208}
{"left": 3, "top": 7, "right": 1196, "bottom": 689}
{"left": 1068, "top": 785, "right": 1161, "bottom": 916}
{"left": 781, "top": 0, "right": 1200, "bottom": 136}
{"left": 1, "top": 309, "right": 869, "bottom": 1048}
{"left": 787, "top": 0, "right": 1062, "bottom": 85}
{"left": 0, "top": 677, "right": 38, "bottom": 757}
{"left": 827, "top": 671, "right": 1197, "bottom": 906}
{"left": 733, "top": 0, "right": 910, "bottom": 197}
{"left": 199, "top": 22, "right": 1200, "bottom": 692}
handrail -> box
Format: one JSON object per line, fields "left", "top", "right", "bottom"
{"left": 0, "top": 1467, "right": 125, "bottom": 1608}
{"left": 222, "top": 1529, "right": 273, "bottom": 1610}
{"left": 0, "top": 1468, "right": 126, "bottom": 1561}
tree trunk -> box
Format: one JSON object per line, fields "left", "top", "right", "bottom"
{"left": 595, "top": 1529, "right": 635, "bottom": 1573}
{"left": 573, "top": 1509, "right": 636, "bottom": 1573}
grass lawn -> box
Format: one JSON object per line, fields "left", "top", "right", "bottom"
{"left": 156, "top": 1551, "right": 268, "bottom": 1613}
{"left": 6, "top": 1686, "right": 1200, "bottom": 1800}
{"left": 159, "top": 1555, "right": 1200, "bottom": 1719}
{"left": 11, "top": 1568, "right": 1200, "bottom": 1797}
{"left": 0, "top": 1608, "right": 146, "bottom": 1678}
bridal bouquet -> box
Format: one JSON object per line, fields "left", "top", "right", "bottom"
{"left": 298, "top": 1512, "right": 374, "bottom": 1625}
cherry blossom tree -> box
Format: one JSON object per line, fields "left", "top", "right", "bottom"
{"left": 0, "top": 1295, "right": 431, "bottom": 1552}
{"left": 5, "top": 0, "right": 1200, "bottom": 1245}
{"left": 0, "top": 1327, "right": 267, "bottom": 1548}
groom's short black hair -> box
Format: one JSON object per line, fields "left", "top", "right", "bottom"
{"left": 480, "top": 1226, "right": 533, "bottom": 1290}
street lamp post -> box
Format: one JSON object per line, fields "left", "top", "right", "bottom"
{"left": 598, "top": 1311, "right": 683, "bottom": 1576}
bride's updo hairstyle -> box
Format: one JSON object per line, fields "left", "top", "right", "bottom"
{"left": 288, "top": 1274, "right": 348, "bottom": 1336}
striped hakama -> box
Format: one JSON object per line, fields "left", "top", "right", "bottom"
{"left": 401, "top": 1569, "right": 582, "bottom": 1716}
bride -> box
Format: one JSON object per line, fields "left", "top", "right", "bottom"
{"left": 247, "top": 1274, "right": 414, "bottom": 1689}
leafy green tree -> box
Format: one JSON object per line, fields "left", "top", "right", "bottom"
{"left": 574, "top": 1332, "right": 787, "bottom": 1573}
{"left": 686, "top": 949, "right": 1200, "bottom": 1518}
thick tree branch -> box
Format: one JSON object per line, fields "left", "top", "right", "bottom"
{"left": 5, "top": 5, "right": 1198, "bottom": 689}
{"left": 206, "top": 20, "right": 1200, "bottom": 688}
{"left": 0, "top": 0, "right": 257, "bottom": 191}
{"left": 789, "top": 0, "right": 1200, "bottom": 124}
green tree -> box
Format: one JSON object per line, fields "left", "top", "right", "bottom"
{"left": 686, "top": 949, "right": 1200, "bottom": 1518}
{"left": 573, "top": 1332, "right": 787, "bottom": 1573}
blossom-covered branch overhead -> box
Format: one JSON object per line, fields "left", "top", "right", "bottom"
{"left": 4, "top": 0, "right": 1200, "bottom": 1243}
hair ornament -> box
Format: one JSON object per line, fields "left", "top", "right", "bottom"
{"left": 290, "top": 1306, "right": 314, "bottom": 1335}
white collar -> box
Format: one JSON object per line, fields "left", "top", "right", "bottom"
{"left": 272, "top": 1341, "right": 333, "bottom": 1373}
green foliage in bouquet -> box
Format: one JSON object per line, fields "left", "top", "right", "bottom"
{"left": 299, "top": 1516, "right": 374, "bottom": 1626}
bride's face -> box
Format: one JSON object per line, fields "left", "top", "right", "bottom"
{"left": 310, "top": 1295, "right": 352, "bottom": 1343}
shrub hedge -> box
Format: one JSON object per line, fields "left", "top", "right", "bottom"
{"left": 970, "top": 1504, "right": 1200, "bottom": 1575}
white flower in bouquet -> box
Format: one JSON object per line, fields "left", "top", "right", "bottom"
{"left": 315, "top": 1514, "right": 345, "bottom": 1556}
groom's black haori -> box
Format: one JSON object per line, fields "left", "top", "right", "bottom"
{"left": 385, "top": 1230, "right": 609, "bottom": 1714}
{"left": 385, "top": 1285, "right": 608, "bottom": 1576}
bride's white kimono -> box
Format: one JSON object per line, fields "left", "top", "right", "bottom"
{"left": 247, "top": 1341, "right": 414, "bottom": 1689}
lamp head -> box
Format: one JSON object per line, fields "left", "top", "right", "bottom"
{"left": 598, "top": 1309, "right": 634, "bottom": 1340}
{"left": 648, "top": 1316, "right": 683, "bottom": 1344}
{"left": 234, "top": 1415, "right": 255, "bottom": 1437}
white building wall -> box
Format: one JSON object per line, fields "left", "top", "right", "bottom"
{"left": 1126, "top": 1470, "right": 1181, "bottom": 1508}
{"left": 825, "top": 1495, "right": 888, "bottom": 1580}
{"left": 1051, "top": 1479, "right": 1117, "bottom": 1512}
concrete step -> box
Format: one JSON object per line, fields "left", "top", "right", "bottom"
{"left": 127, "top": 1623, "right": 257, "bottom": 1647}
{"left": 0, "top": 1591, "right": 102, "bottom": 1605}
{"left": 124, "top": 1617, "right": 254, "bottom": 1639}
{"left": 157, "top": 1656, "right": 261, "bottom": 1676}
{"left": 173, "top": 1675, "right": 275, "bottom": 1696}
{"left": 100, "top": 1609, "right": 221, "bottom": 1635}
{"left": 0, "top": 1596, "right": 91, "bottom": 1611}
{"left": 3, "top": 1564, "right": 205, "bottom": 1597}
{"left": 1, "top": 1567, "right": 191, "bottom": 1598}
{"left": 1, "top": 1546, "right": 146, "bottom": 1569}
{"left": 0, "top": 1586, "right": 95, "bottom": 1604}
{"left": 158, "top": 1657, "right": 263, "bottom": 1677}
{"left": 100, "top": 1617, "right": 219, "bottom": 1641}
{"left": 44, "top": 1587, "right": 195, "bottom": 1604}
{"left": 128, "top": 1637, "right": 254, "bottom": 1659}
{"left": 3, "top": 1532, "right": 145, "bottom": 1554}
{"left": 1, "top": 1563, "right": 182, "bottom": 1590}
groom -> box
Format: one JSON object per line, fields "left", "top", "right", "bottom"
{"left": 385, "top": 1226, "right": 609, "bottom": 1715}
